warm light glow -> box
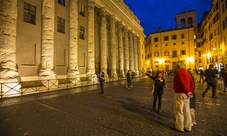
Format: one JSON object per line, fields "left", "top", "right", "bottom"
{"left": 213, "top": 48, "right": 216, "bottom": 50}
{"left": 186, "top": 57, "right": 194, "bottom": 62}
{"left": 207, "top": 52, "right": 211, "bottom": 57}
{"left": 156, "top": 59, "right": 164, "bottom": 63}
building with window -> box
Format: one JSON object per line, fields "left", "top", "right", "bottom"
{"left": 145, "top": 8, "right": 196, "bottom": 72}
{"left": 0, "top": 0, "right": 145, "bottom": 86}
{"left": 195, "top": 0, "right": 227, "bottom": 72}
{"left": 146, "top": 0, "right": 227, "bottom": 74}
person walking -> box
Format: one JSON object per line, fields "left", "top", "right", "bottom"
{"left": 146, "top": 71, "right": 166, "bottom": 113}
{"left": 202, "top": 64, "right": 218, "bottom": 98}
{"left": 98, "top": 72, "right": 105, "bottom": 95}
{"left": 173, "top": 61, "right": 194, "bottom": 132}
{"left": 188, "top": 68, "right": 197, "bottom": 126}
{"left": 199, "top": 69, "right": 204, "bottom": 83}
{"left": 126, "top": 70, "right": 132, "bottom": 89}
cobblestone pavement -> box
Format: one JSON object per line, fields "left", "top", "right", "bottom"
{"left": 0, "top": 75, "right": 227, "bottom": 136}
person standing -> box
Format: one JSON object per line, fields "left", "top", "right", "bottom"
{"left": 188, "top": 68, "right": 197, "bottom": 126}
{"left": 146, "top": 71, "right": 166, "bottom": 113}
{"left": 98, "top": 72, "right": 105, "bottom": 95}
{"left": 173, "top": 61, "right": 194, "bottom": 132}
{"left": 223, "top": 70, "right": 227, "bottom": 92}
{"left": 126, "top": 70, "right": 132, "bottom": 89}
{"left": 199, "top": 69, "right": 204, "bottom": 83}
{"left": 202, "top": 64, "right": 218, "bottom": 98}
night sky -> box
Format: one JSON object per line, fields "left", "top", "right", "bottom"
{"left": 123, "top": 0, "right": 212, "bottom": 36}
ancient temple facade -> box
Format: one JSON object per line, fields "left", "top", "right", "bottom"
{"left": 0, "top": 0, "right": 145, "bottom": 84}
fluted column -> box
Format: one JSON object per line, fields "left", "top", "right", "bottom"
{"left": 110, "top": 15, "right": 117, "bottom": 79}
{"left": 118, "top": 22, "right": 124, "bottom": 77}
{"left": 67, "top": 0, "right": 80, "bottom": 84}
{"left": 124, "top": 27, "right": 129, "bottom": 73}
{"left": 87, "top": 0, "right": 97, "bottom": 81}
{"left": 39, "top": 0, "right": 57, "bottom": 84}
{"left": 133, "top": 35, "right": 138, "bottom": 74}
{"left": 137, "top": 37, "right": 141, "bottom": 75}
{"left": 0, "top": 0, "right": 21, "bottom": 92}
{"left": 100, "top": 8, "right": 108, "bottom": 79}
{"left": 129, "top": 31, "right": 134, "bottom": 70}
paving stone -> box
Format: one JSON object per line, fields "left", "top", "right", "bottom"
{"left": 0, "top": 75, "right": 227, "bottom": 136}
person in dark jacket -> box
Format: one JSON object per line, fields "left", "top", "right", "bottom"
{"left": 199, "top": 69, "right": 204, "bottom": 83}
{"left": 202, "top": 64, "right": 218, "bottom": 98}
{"left": 98, "top": 72, "right": 105, "bottom": 94}
{"left": 188, "top": 68, "right": 196, "bottom": 126}
{"left": 146, "top": 71, "right": 166, "bottom": 113}
{"left": 126, "top": 70, "right": 132, "bottom": 89}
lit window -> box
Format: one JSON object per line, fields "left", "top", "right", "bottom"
{"left": 154, "top": 52, "right": 159, "bottom": 57}
{"left": 79, "top": 26, "right": 85, "bottom": 39}
{"left": 57, "top": 16, "right": 65, "bottom": 34}
{"left": 164, "top": 51, "right": 169, "bottom": 56}
{"left": 23, "top": 2, "right": 36, "bottom": 25}
{"left": 79, "top": 3, "right": 85, "bottom": 17}
{"left": 172, "top": 51, "right": 177, "bottom": 57}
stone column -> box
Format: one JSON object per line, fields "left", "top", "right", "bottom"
{"left": 137, "top": 37, "right": 141, "bottom": 75}
{"left": 0, "top": 0, "right": 21, "bottom": 94}
{"left": 133, "top": 35, "right": 138, "bottom": 75}
{"left": 39, "top": 0, "right": 58, "bottom": 87}
{"left": 129, "top": 31, "right": 134, "bottom": 70}
{"left": 118, "top": 22, "right": 124, "bottom": 77}
{"left": 100, "top": 8, "right": 108, "bottom": 80}
{"left": 124, "top": 27, "right": 129, "bottom": 74}
{"left": 67, "top": 0, "right": 80, "bottom": 84}
{"left": 110, "top": 15, "right": 117, "bottom": 79}
{"left": 86, "top": 0, "right": 97, "bottom": 82}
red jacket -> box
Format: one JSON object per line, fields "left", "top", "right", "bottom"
{"left": 173, "top": 68, "right": 194, "bottom": 94}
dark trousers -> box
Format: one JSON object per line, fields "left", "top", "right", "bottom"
{"left": 224, "top": 81, "right": 227, "bottom": 92}
{"left": 203, "top": 82, "right": 216, "bottom": 97}
{"left": 153, "top": 91, "right": 163, "bottom": 110}
{"left": 100, "top": 83, "right": 104, "bottom": 94}
{"left": 127, "top": 80, "right": 131, "bottom": 88}
{"left": 199, "top": 76, "right": 204, "bottom": 83}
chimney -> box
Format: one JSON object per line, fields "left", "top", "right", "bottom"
{"left": 185, "top": 8, "right": 188, "bottom": 12}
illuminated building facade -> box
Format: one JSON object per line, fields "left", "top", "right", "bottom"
{"left": 0, "top": 0, "right": 146, "bottom": 86}
{"left": 195, "top": 0, "right": 227, "bottom": 72}
{"left": 145, "top": 9, "right": 196, "bottom": 72}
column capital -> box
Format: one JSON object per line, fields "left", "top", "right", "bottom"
{"left": 88, "top": 0, "right": 95, "bottom": 10}
{"left": 100, "top": 7, "right": 106, "bottom": 17}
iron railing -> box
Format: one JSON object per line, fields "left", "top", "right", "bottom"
{"left": 0, "top": 76, "right": 127, "bottom": 98}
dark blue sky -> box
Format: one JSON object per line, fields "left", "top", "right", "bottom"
{"left": 124, "top": 0, "right": 212, "bottom": 36}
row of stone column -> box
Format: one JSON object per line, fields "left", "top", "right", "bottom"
{"left": 95, "top": 7, "right": 140, "bottom": 80}
{"left": 0, "top": 0, "right": 140, "bottom": 83}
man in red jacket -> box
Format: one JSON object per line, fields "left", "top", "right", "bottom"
{"left": 173, "top": 61, "right": 194, "bottom": 132}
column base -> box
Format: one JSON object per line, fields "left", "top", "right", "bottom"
{"left": 39, "top": 69, "right": 58, "bottom": 89}
{"left": 67, "top": 70, "right": 81, "bottom": 85}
